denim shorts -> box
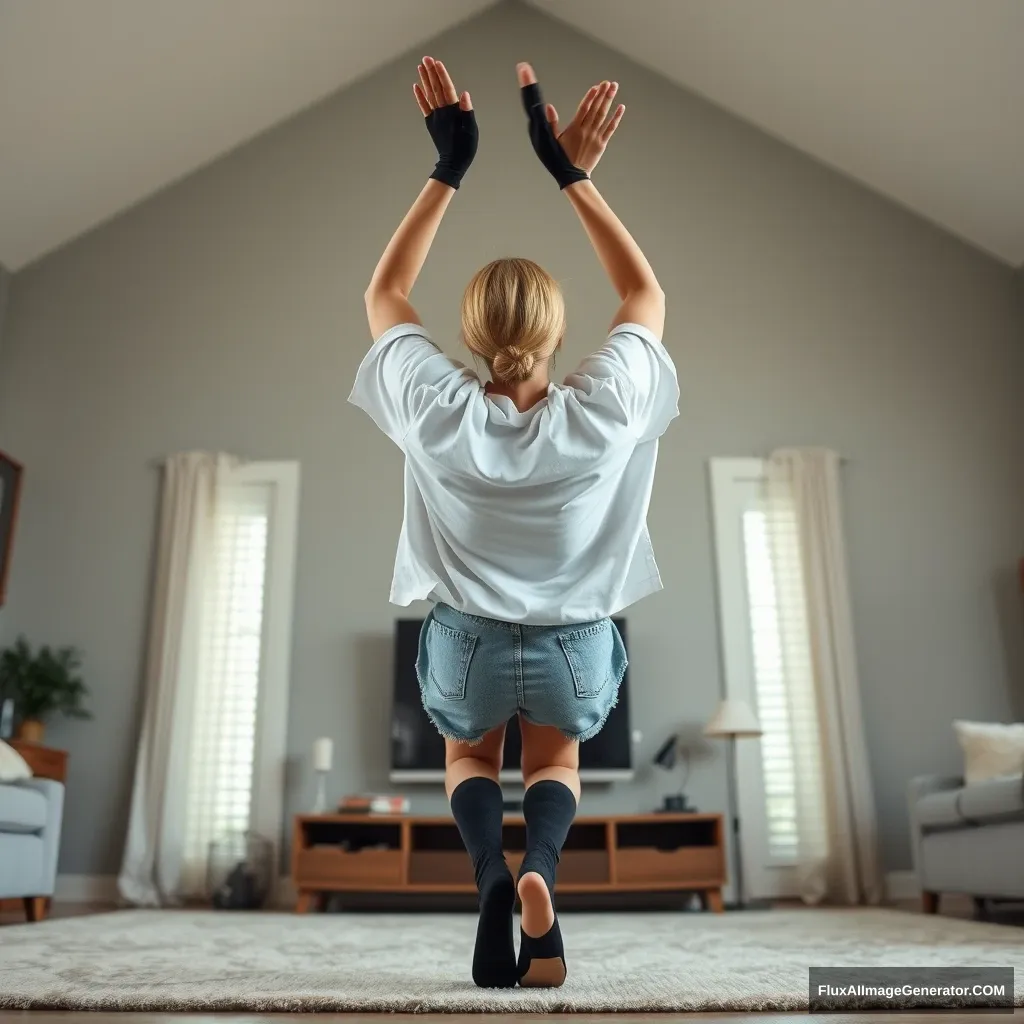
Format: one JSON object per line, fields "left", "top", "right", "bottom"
{"left": 415, "top": 603, "right": 628, "bottom": 745}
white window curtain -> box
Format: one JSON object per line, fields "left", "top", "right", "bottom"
{"left": 118, "top": 451, "right": 238, "bottom": 906}
{"left": 765, "top": 448, "right": 882, "bottom": 905}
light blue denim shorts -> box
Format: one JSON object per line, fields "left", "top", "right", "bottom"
{"left": 415, "top": 603, "right": 628, "bottom": 745}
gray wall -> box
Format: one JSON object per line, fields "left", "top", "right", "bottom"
{"left": 0, "top": 1, "right": 1022, "bottom": 878}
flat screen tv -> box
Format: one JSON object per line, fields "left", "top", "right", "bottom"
{"left": 390, "top": 617, "right": 633, "bottom": 783}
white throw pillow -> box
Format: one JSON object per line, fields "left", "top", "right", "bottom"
{"left": 0, "top": 739, "right": 33, "bottom": 783}
{"left": 954, "top": 720, "right": 1024, "bottom": 785}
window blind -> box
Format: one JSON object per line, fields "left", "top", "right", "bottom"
{"left": 180, "top": 481, "right": 272, "bottom": 896}
{"left": 742, "top": 501, "right": 826, "bottom": 864}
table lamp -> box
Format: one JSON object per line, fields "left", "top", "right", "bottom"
{"left": 652, "top": 734, "right": 694, "bottom": 812}
{"left": 704, "top": 698, "right": 763, "bottom": 909}
{"left": 312, "top": 737, "right": 333, "bottom": 813}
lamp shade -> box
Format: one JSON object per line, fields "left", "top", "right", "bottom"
{"left": 703, "top": 698, "right": 762, "bottom": 738}
{"left": 313, "top": 737, "right": 333, "bottom": 772}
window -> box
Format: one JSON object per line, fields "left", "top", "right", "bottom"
{"left": 710, "top": 459, "right": 825, "bottom": 900}
{"left": 179, "top": 462, "right": 299, "bottom": 897}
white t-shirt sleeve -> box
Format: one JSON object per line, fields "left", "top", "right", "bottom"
{"left": 565, "top": 322, "right": 680, "bottom": 442}
{"left": 348, "top": 323, "right": 465, "bottom": 446}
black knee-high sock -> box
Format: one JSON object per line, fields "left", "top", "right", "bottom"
{"left": 519, "top": 779, "right": 577, "bottom": 895}
{"left": 450, "top": 777, "right": 517, "bottom": 988}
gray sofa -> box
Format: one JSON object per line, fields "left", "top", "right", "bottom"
{"left": 908, "top": 773, "right": 1024, "bottom": 913}
{"left": 0, "top": 778, "right": 65, "bottom": 920}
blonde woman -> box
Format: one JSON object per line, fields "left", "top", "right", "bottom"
{"left": 350, "top": 58, "right": 678, "bottom": 989}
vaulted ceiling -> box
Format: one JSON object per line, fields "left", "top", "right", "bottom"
{"left": 528, "top": 0, "right": 1024, "bottom": 267}
{"left": 0, "top": 0, "right": 496, "bottom": 270}
{"left": 2, "top": 0, "right": 1022, "bottom": 270}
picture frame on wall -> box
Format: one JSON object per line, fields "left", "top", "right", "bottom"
{"left": 0, "top": 450, "right": 24, "bottom": 607}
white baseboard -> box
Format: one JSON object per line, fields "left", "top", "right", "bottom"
{"left": 885, "top": 870, "right": 919, "bottom": 902}
{"left": 54, "top": 874, "right": 119, "bottom": 903}
{"left": 53, "top": 874, "right": 294, "bottom": 908}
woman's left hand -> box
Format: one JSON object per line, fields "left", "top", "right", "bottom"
{"left": 415, "top": 56, "right": 478, "bottom": 191}
{"left": 517, "top": 62, "right": 623, "bottom": 186}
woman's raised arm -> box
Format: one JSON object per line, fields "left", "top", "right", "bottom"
{"left": 517, "top": 63, "right": 664, "bottom": 338}
{"left": 365, "top": 56, "right": 478, "bottom": 339}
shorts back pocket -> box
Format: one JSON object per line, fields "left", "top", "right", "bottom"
{"left": 426, "top": 620, "right": 478, "bottom": 701}
{"left": 558, "top": 620, "right": 614, "bottom": 699}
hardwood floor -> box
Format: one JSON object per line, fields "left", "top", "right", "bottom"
{"left": 2, "top": 898, "right": 1020, "bottom": 1021}
{"left": 1, "top": 1015, "right": 1021, "bottom": 1023}
{"left": 0, "top": 899, "right": 114, "bottom": 927}
{"left": 0, "top": 1011, "right": 1019, "bottom": 1019}
{"left": 1, "top": 893, "right": 1005, "bottom": 925}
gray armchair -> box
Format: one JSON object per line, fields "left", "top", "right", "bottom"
{"left": 908, "top": 773, "right": 1024, "bottom": 914}
{"left": 0, "top": 777, "right": 65, "bottom": 920}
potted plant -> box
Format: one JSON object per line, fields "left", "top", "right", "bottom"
{"left": 0, "top": 635, "right": 91, "bottom": 742}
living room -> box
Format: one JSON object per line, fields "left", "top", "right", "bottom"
{"left": 1, "top": 0, "right": 1023, "bottom": 1017}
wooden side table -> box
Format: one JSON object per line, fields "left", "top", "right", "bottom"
{"left": 8, "top": 739, "right": 68, "bottom": 783}
{"left": 2, "top": 740, "right": 68, "bottom": 921}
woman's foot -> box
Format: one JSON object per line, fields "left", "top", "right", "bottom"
{"left": 517, "top": 870, "right": 566, "bottom": 987}
{"left": 473, "top": 866, "right": 518, "bottom": 988}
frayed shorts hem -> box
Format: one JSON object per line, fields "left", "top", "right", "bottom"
{"left": 422, "top": 711, "right": 488, "bottom": 746}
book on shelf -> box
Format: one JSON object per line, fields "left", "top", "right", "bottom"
{"left": 338, "top": 794, "right": 410, "bottom": 815}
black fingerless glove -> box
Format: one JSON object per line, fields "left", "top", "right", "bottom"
{"left": 425, "top": 102, "right": 478, "bottom": 190}
{"left": 521, "top": 82, "right": 588, "bottom": 190}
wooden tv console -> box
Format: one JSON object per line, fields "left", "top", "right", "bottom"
{"left": 292, "top": 811, "right": 726, "bottom": 912}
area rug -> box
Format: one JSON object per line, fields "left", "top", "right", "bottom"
{"left": 1, "top": 908, "right": 1022, "bottom": 1012}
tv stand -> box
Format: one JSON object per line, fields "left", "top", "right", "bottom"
{"left": 291, "top": 811, "right": 725, "bottom": 911}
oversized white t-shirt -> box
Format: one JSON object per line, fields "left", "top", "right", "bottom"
{"left": 348, "top": 322, "right": 679, "bottom": 625}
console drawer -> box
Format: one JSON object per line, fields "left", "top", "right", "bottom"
{"left": 297, "top": 847, "right": 402, "bottom": 887}
{"left": 615, "top": 846, "right": 722, "bottom": 885}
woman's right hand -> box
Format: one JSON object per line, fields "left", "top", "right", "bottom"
{"left": 517, "top": 62, "right": 624, "bottom": 182}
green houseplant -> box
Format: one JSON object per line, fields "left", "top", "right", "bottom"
{"left": 0, "top": 635, "right": 91, "bottom": 742}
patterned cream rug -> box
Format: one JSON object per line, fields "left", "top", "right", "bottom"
{"left": 1, "top": 907, "right": 1022, "bottom": 1012}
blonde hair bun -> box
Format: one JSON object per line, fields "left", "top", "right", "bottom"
{"left": 461, "top": 257, "right": 565, "bottom": 385}
{"left": 492, "top": 346, "right": 536, "bottom": 383}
